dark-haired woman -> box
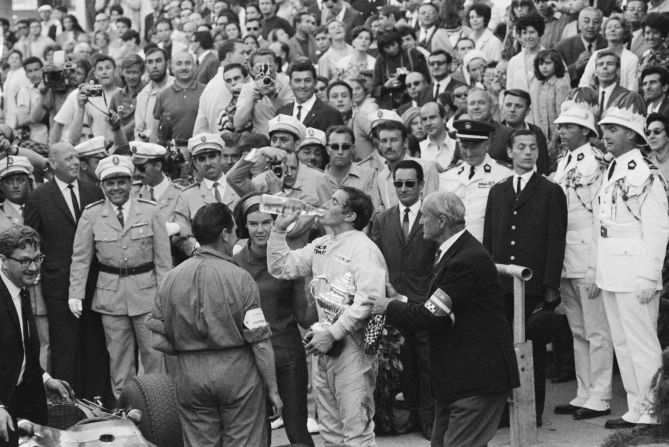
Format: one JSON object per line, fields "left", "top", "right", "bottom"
{"left": 468, "top": 3, "right": 502, "bottom": 62}
{"left": 638, "top": 13, "right": 669, "bottom": 74}
{"left": 530, "top": 49, "right": 570, "bottom": 140}
{"left": 233, "top": 194, "right": 316, "bottom": 447}
{"left": 372, "top": 29, "right": 429, "bottom": 109}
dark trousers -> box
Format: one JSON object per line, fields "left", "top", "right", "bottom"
{"left": 274, "top": 357, "right": 314, "bottom": 446}
{"left": 45, "top": 299, "right": 113, "bottom": 406}
{"left": 0, "top": 381, "right": 47, "bottom": 447}
{"left": 430, "top": 392, "right": 507, "bottom": 447}
{"left": 504, "top": 293, "right": 548, "bottom": 418}
{"left": 400, "top": 327, "right": 434, "bottom": 431}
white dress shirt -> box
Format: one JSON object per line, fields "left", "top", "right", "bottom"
{"left": 54, "top": 177, "right": 81, "bottom": 220}
{"left": 436, "top": 229, "right": 466, "bottom": 263}
{"left": 598, "top": 83, "right": 616, "bottom": 110}
{"left": 399, "top": 200, "right": 421, "bottom": 235}
{"left": 419, "top": 133, "right": 456, "bottom": 169}
{"left": 202, "top": 175, "right": 227, "bottom": 201}
{"left": 294, "top": 94, "right": 317, "bottom": 122}
{"left": 513, "top": 170, "right": 535, "bottom": 193}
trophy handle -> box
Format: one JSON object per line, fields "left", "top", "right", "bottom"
{"left": 309, "top": 275, "right": 329, "bottom": 298}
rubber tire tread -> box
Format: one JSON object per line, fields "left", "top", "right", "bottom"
{"left": 118, "top": 373, "right": 183, "bottom": 447}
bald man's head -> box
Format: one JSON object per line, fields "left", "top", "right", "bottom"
{"left": 171, "top": 51, "right": 196, "bottom": 82}
{"left": 49, "top": 142, "right": 80, "bottom": 183}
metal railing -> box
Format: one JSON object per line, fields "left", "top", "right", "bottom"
{"left": 496, "top": 264, "right": 536, "bottom": 447}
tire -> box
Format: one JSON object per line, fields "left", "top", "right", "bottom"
{"left": 118, "top": 374, "right": 183, "bottom": 447}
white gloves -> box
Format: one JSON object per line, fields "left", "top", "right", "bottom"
{"left": 68, "top": 299, "right": 82, "bottom": 318}
{"left": 636, "top": 278, "right": 658, "bottom": 304}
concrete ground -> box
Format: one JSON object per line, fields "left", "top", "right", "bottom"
{"left": 271, "top": 374, "right": 634, "bottom": 447}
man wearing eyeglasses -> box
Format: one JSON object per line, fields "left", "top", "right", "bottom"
{"left": 316, "top": 125, "right": 380, "bottom": 209}
{"left": 370, "top": 159, "right": 437, "bottom": 439}
{"left": 440, "top": 119, "right": 512, "bottom": 242}
{"left": 418, "top": 50, "right": 464, "bottom": 105}
{"left": 397, "top": 72, "right": 426, "bottom": 116}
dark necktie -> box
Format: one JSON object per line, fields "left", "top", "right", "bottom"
{"left": 607, "top": 160, "right": 617, "bottom": 180}
{"left": 296, "top": 105, "right": 303, "bottom": 121}
{"left": 402, "top": 208, "right": 410, "bottom": 239}
{"left": 68, "top": 184, "right": 81, "bottom": 220}
{"left": 516, "top": 176, "right": 522, "bottom": 196}
{"left": 434, "top": 248, "right": 442, "bottom": 268}
{"left": 566, "top": 153, "right": 572, "bottom": 166}
{"left": 20, "top": 288, "right": 32, "bottom": 371}
{"left": 434, "top": 82, "right": 440, "bottom": 98}
{"left": 600, "top": 90, "right": 606, "bottom": 111}
{"left": 150, "top": 187, "right": 156, "bottom": 202}
{"left": 587, "top": 42, "right": 593, "bottom": 53}
{"left": 468, "top": 165, "right": 475, "bottom": 180}
{"left": 213, "top": 182, "right": 222, "bottom": 203}
{"left": 116, "top": 206, "right": 124, "bottom": 227}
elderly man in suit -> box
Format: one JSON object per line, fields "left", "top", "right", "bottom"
{"left": 23, "top": 143, "right": 111, "bottom": 405}
{"left": 0, "top": 226, "right": 74, "bottom": 447}
{"left": 68, "top": 155, "right": 172, "bottom": 399}
{"left": 483, "top": 128, "right": 568, "bottom": 425}
{"left": 555, "top": 7, "right": 607, "bottom": 87}
{"left": 278, "top": 59, "right": 344, "bottom": 133}
{"left": 365, "top": 191, "right": 519, "bottom": 447}
{"left": 371, "top": 159, "right": 437, "bottom": 439}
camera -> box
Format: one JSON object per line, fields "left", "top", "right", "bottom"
{"left": 43, "top": 62, "right": 76, "bottom": 93}
{"left": 84, "top": 84, "right": 104, "bottom": 97}
{"left": 395, "top": 67, "right": 409, "bottom": 87}
{"left": 255, "top": 62, "right": 273, "bottom": 87}
{"left": 270, "top": 161, "right": 283, "bottom": 178}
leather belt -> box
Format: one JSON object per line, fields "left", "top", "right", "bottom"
{"left": 98, "top": 262, "right": 155, "bottom": 277}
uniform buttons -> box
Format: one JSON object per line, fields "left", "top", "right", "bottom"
{"left": 510, "top": 256, "right": 515, "bottom": 261}
{"left": 511, "top": 225, "right": 516, "bottom": 230}
{"left": 511, "top": 241, "right": 516, "bottom": 246}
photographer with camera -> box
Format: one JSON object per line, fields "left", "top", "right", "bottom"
{"left": 372, "top": 30, "right": 429, "bottom": 110}
{"left": 68, "top": 55, "right": 121, "bottom": 146}
{"left": 109, "top": 55, "right": 146, "bottom": 142}
{"left": 49, "top": 59, "right": 93, "bottom": 145}
{"left": 16, "top": 57, "right": 48, "bottom": 146}
{"left": 234, "top": 48, "right": 294, "bottom": 136}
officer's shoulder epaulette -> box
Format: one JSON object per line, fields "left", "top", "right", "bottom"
{"left": 138, "top": 198, "right": 157, "bottom": 205}
{"left": 84, "top": 199, "right": 104, "bottom": 210}
{"left": 182, "top": 182, "right": 201, "bottom": 191}
{"left": 170, "top": 182, "right": 185, "bottom": 191}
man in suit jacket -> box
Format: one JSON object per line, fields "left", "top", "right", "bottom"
{"left": 192, "top": 31, "right": 220, "bottom": 85}
{"left": 23, "top": 143, "right": 111, "bottom": 405}
{"left": 278, "top": 60, "right": 344, "bottom": 132}
{"left": 371, "top": 160, "right": 437, "bottom": 439}
{"left": 642, "top": 66, "right": 669, "bottom": 119}
{"left": 365, "top": 191, "right": 519, "bottom": 447}
{"left": 417, "top": 50, "right": 466, "bottom": 106}
{"left": 555, "top": 7, "right": 607, "bottom": 87}
{"left": 483, "top": 129, "right": 567, "bottom": 423}
{"left": 321, "top": 0, "right": 363, "bottom": 38}
{"left": 0, "top": 226, "right": 74, "bottom": 447}
{"left": 590, "top": 51, "right": 630, "bottom": 115}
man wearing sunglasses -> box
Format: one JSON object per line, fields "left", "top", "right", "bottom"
{"left": 418, "top": 50, "right": 464, "bottom": 105}
{"left": 75, "top": 137, "right": 108, "bottom": 186}
{"left": 370, "top": 159, "right": 438, "bottom": 439}
{"left": 396, "top": 71, "right": 426, "bottom": 116}
{"left": 440, "top": 119, "right": 511, "bottom": 242}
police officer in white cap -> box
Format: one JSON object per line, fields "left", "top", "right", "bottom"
{"left": 595, "top": 92, "right": 669, "bottom": 429}
{"left": 68, "top": 155, "right": 172, "bottom": 399}
{"left": 371, "top": 111, "right": 439, "bottom": 211}
{"left": 174, "top": 133, "right": 240, "bottom": 257}
{"left": 268, "top": 114, "right": 307, "bottom": 153}
{"left": 551, "top": 102, "right": 614, "bottom": 421}
{"left": 75, "top": 136, "right": 108, "bottom": 185}
{"left": 440, "top": 119, "right": 512, "bottom": 242}
{"left": 297, "top": 127, "right": 327, "bottom": 170}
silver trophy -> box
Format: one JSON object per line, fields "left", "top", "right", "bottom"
{"left": 308, "top": 272, "right": 356, "bottom": 331}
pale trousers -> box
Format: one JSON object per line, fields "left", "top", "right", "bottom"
{"left": 561, "top": 278, "right": 613, "bottom": 410}
{"left": 101, "top": 313, "right": 164, "bottom": 399}
{"left": 602, "top": 290, "right": 662, "bottom": 423}
{"left": 313, "top": 333, "right": 378, "bottom": 447}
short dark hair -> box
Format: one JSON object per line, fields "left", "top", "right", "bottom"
{"left": 504, "top": 88, "right": 532, "bottom": 107}
{"left": 156, "top": 18, "right": 173, "bottom": 30}
{"left": 233, "top": 192, "right": 273, "bottom": 239}
{"left": 327, "top": 80, "right": 352, "bottom": 98}
{"left": 515, "top": 13, "right": 545, "bottom": 36}
{"left": 249, "top": 48, "right": 276, "bottom": 66}
{"left": 0, "top": 225, "right": 40, "bottom": 258}
{"left": 287, "top": 58, "right": 317, "bottom": 80}
{"left": 116, "top": 16, "right": 132, "bottom": 28}
{"left": 193, "top": 31, "right": 214, "bottom": 49}
{"left": 22, "top": 56, "right": 43, "bottom": 69}
{"left": 238, "top": 132, "right": 270, "bottom": 154}
{"left": 326, "top": 125, "right": 355, "bottom": 144}
{"left": 144, "top": 45, "right": 167, "bottom": 61}
{"left": 109, "top": 4, "right": 124, "bottom": 15}
{"left": 121, "top": 29, "right": 141, "bottom": 45}
{"left": 396, "top": 25, "right": 417, "bottom": 40}
{"left": 377, "top": 30, "right": 402, "bottom": 53}
{"left": 380, "top": 5, "right": 403, "bottom": 20}
{"left": 508, "top": 128, "right": 537, "bottom": 147}
{"left": 644, "top": 12, "right": 669, "bottom": 38}
{"left": 596, "top": 49, "right": 621, "bottom": 69}
{"left": 641, "top": 65, "right": 669, "bottom": 87}
{"left": 314, "top": 25, "right": 329, "bottom": 36}
{"left": 340, "top": 187, "right": 374, "bottom": 230}
{"left": 192, "top": 203, "right": 235, "bottom": 245}
{"left": 218, "top": 39, "right": 242, "bottom": 60}
{"left": 647, "top": 112, "right": 669, "bottom": 132}
{"left": 393, "top": 159, "right": 424, "bottom": 183}
{"left": 93, "top": 53, "right": 116, "bottom": 69}
{"left": 224, "top": 62, "right": 249, "bottom": 77}
{"left": 350, "top": 26, "right": 372, "bottom": 42}
{"left": 428, "top": 49, "right": 453, "bottom": 65}
{"left": 296, "top": 11, "right": 317, "bottom": 24}
{"left": 374, "top": 120, "right": 408, "bottom": 140}
{"left": 533, "top": 49, "right": 565, "bottom": 80}
{"left": 468, "top": 3, "right": 492, "bottom": 27}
